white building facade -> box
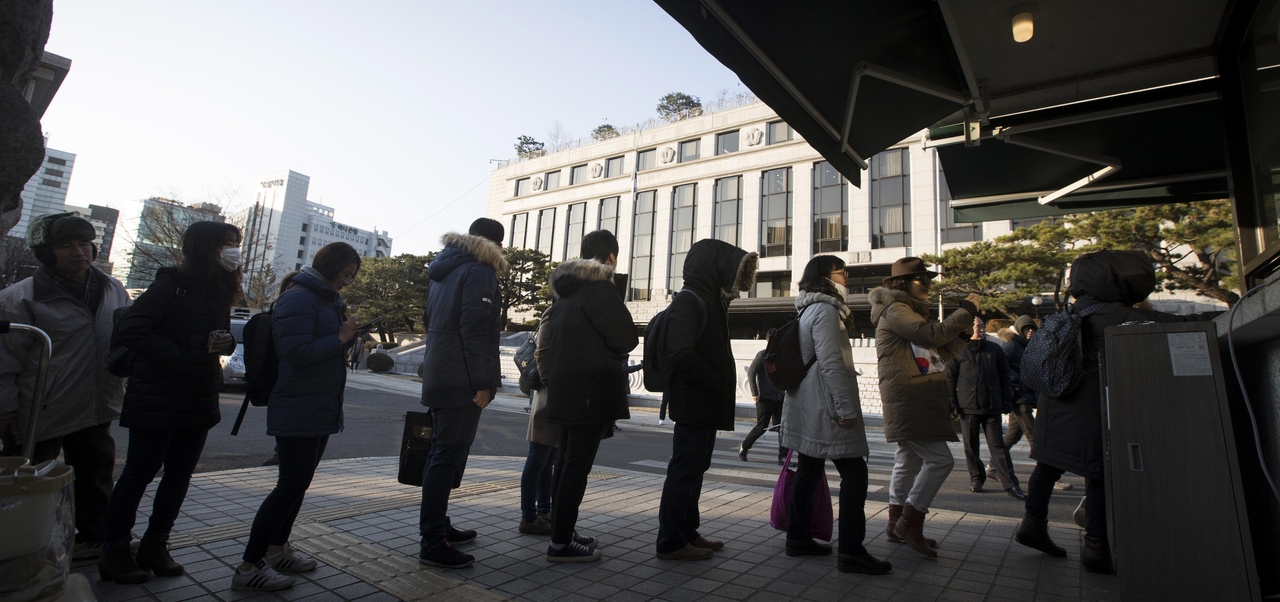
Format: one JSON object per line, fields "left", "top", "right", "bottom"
{"left": 14, "top": 147, "right": 76, "bottom": 238}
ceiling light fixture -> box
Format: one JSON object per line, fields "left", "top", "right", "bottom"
{"left": 1012, "top": 12, "right": 1034, "bottom": 43}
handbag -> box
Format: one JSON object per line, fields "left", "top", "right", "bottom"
{"left": 397, "top": 411, "right": 434, "bottom": 486}
{"left": 769, "top": 450, "right": 834, "bottom": 541}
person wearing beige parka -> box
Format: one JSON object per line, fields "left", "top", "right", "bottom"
{"left": 868, "top": 257, "right": 979, "bottom": 558}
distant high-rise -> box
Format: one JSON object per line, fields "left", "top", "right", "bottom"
{"left": 113, "top": 197, "right": 225, "bottom": 289}
{"left": 14, "top": 147, "right": 76, "bottom": 238}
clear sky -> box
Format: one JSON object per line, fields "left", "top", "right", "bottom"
{"left": 41, "top": 0, "right": 745, "bottom": 256}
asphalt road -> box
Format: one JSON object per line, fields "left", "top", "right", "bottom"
{"left": 105, "top": 381, "right": 1086, "bottom": 527}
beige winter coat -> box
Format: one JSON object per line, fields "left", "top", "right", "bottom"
{"left": 869, "top": 287, "right": 973, "bottom": 443}
{"left": 527, "top": 316, "right": 561, "bottom": 447}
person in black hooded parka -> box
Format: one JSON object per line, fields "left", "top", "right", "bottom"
{"left": 656, "top": 239, "right": 757, "bottom": 561}
{"left": 1014, "top": 250, "right": 1213, "bottom": 574}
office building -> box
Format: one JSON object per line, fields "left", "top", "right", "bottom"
{"left": 14, "top": 147, "right": 76, "bottom": 238}
{"left": 113, "top": 197, "right": 225, "bottom": 290}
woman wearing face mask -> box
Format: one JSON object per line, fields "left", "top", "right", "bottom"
{"left": 232, "top": 242, "right": 363, "bottom": 592}
{"left": 99, "top": 222, "right": 243, "bottom": 583}
{"left": 867, "top": 257, "right": 980, "bottom": 559}
{"left": 779, "top": 255, "right": 892, "bottom": 575}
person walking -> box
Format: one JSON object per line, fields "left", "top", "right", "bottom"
{"left": 537, "top": 230, "right": 638, "bottom": 562}
{"left": 655, "top": 239, "right": 757, "bottom": 561}
{"left": 0, "top": 213, "right": 130, "bottom": 564}
{"left": 518, "top": 348, "right": 557, "bottom": 536}
{"left": 742, "top": 329, "right": 786, "bottom": 464}
{"left": 868, "top": 257, "right": 978, "bottom": 559}
{"left": 232, "top": 242, "right": 363, "bottom": 592}
{"left": 417, "top": 218, "right": 508, "bottom": 569}
{"left": 946, "top": 322, "right": 1026, "bottom": 499}
{"left": 1000, "top": 315, "right": 1037, "bottom": 450}
{"left": 779, "top": 255, "right": 892, "bottom": 575}
{"left": 1015, "top": 250, "right": 1211, "bottom": 574}
{"left": 98, "top": 221, "right": 241, "bottom": 583}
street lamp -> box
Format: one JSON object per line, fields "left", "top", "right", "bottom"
{"left": 1031, "top": 295, "right": 1043, "bottom": 307}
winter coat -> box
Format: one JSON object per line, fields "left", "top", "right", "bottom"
{"left": 421, "top": 233, "right": 508, "bottom": 409}
{"left": 267, "top": 268, "right": 348, "bottom": 437}
{"left": 868, "top": 287, "right": 974, "bottom": 443}
{"left": 747, "top": 349, "right": 783, "bottom": 402}
{"left": 0, "top": 266, "right": 129, "bottom": 442}
{"left": 118, "top": 268, "right": 230, "bottom": 431}
{"left": 999, "top": 333, "right": 1037, "bottom": 406}
{"left": 945, "top": 338, "right": 1012, "bottom": 415}
{"left": 779, "top": 291, "right": 868, "bottom": 459}
{"left": 664, "top": 239, "right": 758, "bottom": 431}
{"left": 537, "top": 260, "right": 638, "bottom": 428}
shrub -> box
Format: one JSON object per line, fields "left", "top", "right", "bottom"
{"left": 366, "top": 352, "right": 395, "bottom": 373}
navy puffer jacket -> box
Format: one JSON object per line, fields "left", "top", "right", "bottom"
{"left": 421, "top": 233, "right": 508, "bottom": 409}
{"left": 267, "top": 268, "right": 347, "bottom": 437}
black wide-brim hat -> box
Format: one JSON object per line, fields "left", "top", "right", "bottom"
{"left": 883, "top": 256, "right": 938, "bottom": 284}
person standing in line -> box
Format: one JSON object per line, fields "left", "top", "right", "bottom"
{"left": 946, "top": 322, "right": 1027, "bottom": 499}
{"left": 98, "top": 221, "right": 241, "bottom": 583}
{"left": 655, "top": 239, "right": 757, "bottom": 561}
{"left": 232, "top": 242, "right": 363, "bottom": 592}
{"left": 0, "top": 213, "right": 130, "bottom": 565}
{"left": 995, "top": 316, "right": 1072, "bottom": 490}
{"left": 518, "top": 322, "right": 557, "bottom": 536}
{"left": 538, "top": 230, "right": 638, "bottom": 562}
{"left": 868, "top": 257, "right": 978, "bottom": 559}
{"left": 417, "top": 218, "right": 508, "bottom": 569}
{"left": 779, "top": 256, "right": 892, "bottom": 575}
{"left": 742, "top": 329, "right": 786, "bottom": 464}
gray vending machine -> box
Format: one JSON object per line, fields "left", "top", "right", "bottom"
{"left": 1103, "top": 321, "right": 1260, "bottom": 601}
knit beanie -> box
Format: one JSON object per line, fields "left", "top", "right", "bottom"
{"left": 468, "top": 217, "right": 505, "bottom": 245}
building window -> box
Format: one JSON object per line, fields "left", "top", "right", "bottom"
{"left": 515, "top": 177, "right": 532, "bottom": 197}
{"left": 870, "top": 148, "right": 910, "bottom": 249}
{"left": 630, "top": 190, "right": 657, "bottom": 301}
{"left": 939, "top": 168, "right": 982, "bottom": 244}
{"left": 598, "top": 197, "right": 619, "bottom": 235}
{"left": 564, "top": 202, "right": 587, "bottom": 260}
{"left": 713, "top": 176, "right": 742, "bottom": 246}
{"left": 678, "top": 139, "right": 700, "bottom": 163}
{"left": 296, "top": 263, "right": 302, "bottom": 270}
{"left": 846, "top": 264, "right": 893, "bottom": 295}
{"left": 813, "top": 161, "right": 848, "bottom": 253}
{"left": 760, "top": 167, "right": 792, "bottom": 257}
{"left": 669, "top": 184, "right": 697, "bottom": 291}
{"left": 301, "top": 223, "right": 308, "bottom": 232}
{"left": 47, "top": 156, "right": 66, "bottom": 166}
{"left": 41, "top": 179, "right": 61, "bottom": 188}
{"left": 300, "top": 236, "right": 307, "bottom": 245}
{"left": 716, "top": 130, "right": 740, "bottom": 155}
{"left": 605, "top": 156, "right": 625, "bottom": 177}
{"left": 1011, "top": 216, "right": 1058, "bottom": 230}
{"left": 536, "top": 208, "right": 556, "bottom": 256}
{"left": 544, "top": 171, "right": 561, "bottom": 191}
{"left": 637, "top": 149, "right": 657, "bottom": 171}
{"left": 767, "top": 121, "right": 792, "bottom": 144}
{"left": 44, "top": 168, "right": 63, "bottom": 177}
{"left": 297, "top": 250, "right": 304, "bottom": 259}
{"left": 750, "top": 272, "right": 792, "bottom": 298}
{"left": 570, "top": 164, "right": 589, "bottom": 185}
{"left": 510, "top": 212, "right": 529, "bottom": 248}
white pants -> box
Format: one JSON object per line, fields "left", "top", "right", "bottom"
{"left": 888, "top": 440, "right": 955, "bottom": 512}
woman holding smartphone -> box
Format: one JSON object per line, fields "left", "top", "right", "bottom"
{"left": 99, "top": 221, "right": 242, "bottom": 583}
{"left": 232, "top": 242, "right": 362, "bottom": 592}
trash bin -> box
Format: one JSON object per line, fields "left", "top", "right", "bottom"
{"left": 0, "top": 457, "right": 76, "bottom": 602}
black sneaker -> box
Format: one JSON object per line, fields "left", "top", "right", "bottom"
{"left": 838, "top": 552, "right": 892, "bottom": 575}
{"left": 418, "top": 542, "right": 474, "bottom": 568}
{"left": 446, "top": 526, "right": 477, "bottom": 545}
{"left": 547, "top": 541, "right": 601, "bottom": 563}
{"left": 572, "top": 532, "right": 598, "bottom": 550}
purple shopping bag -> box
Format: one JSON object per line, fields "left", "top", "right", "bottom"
{"left": 769, "top": 450, "right": 834, "bottom": 541}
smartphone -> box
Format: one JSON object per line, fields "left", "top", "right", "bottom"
{"left": 356, "top": 316, "right": 385, "bottom": 334}
{"left": 207, "top": 329, "right": 230, "bottom": 352}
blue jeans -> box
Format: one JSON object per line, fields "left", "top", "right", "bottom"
{"left": 419, "top": 404, "right": 482, "bottom": 550}
{"left": 242, "top": 436, "right": 329, "bottom": 563}
{"left": 102, "top": 428, "right": 208, "bottom": 550}
{"left": 520, "top": 442, "right": 556, "bottom": 523}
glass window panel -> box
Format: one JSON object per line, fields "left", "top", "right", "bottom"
{"left": 515, "top": 178, "right": 531, "bottom": 196}
{"left": 637, "top": 149, "right": 656, "bottom": 171}
{"left": 630, "top": 190, "right": 657, "bottom": 301}
{"left": 570, "top": 164, "right": 588, "bottom": 184}
{"left": 767, "top": 121, "right": 792, "bottom": 144}
{"left": 545, "top": 171, "right": 560, "bottom": 190}
{"left": 716, "top": 131, "right": 739, "bottom": 154}
{"left": 536, "top": 208, "right": 556, "bottom": 255}
{"left": 564, "top": 202, "right": 586, "bottom": 259}
{"left": 679, "top": 139, "right": 700, "bottom": 162}
{"left": 509, "top": 213, "right": 528, "bottom": 248}
{"left": 606, "top": 156, "right": 624, "bottom": 177}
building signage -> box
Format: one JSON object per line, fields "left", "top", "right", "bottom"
{"left": 261, "top": 179, "right": 284, "bottom": 188}
{"left": 330, "top": 221, "right": 359, "bottom": 235}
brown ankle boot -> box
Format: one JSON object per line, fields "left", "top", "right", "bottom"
{"left": 892, "top": 503, "right": 937, "bottom": 558}
{"left": 135, "top": 537, "right": 183, "bottom": 576}
{"left": 1080, "top": 535, "right": 1115, "bottom": 574}
{"left": 887, "top": 504, "right": 937, "bottom": 547}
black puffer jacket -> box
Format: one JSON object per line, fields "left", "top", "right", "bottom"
{"left": 118, "top": 268, "right": 230, "bottom": 431}
{"left": 999, "top": 333, "right": 1036, "bottom": 406}
{"left": 665, "top": 239, "right": 757, "bottom": 431}
{"left": 946, "top": 338, "right": 1012, "bottom": 415}
{"left": 539, "top": 260, "right": 638, "bottom": 428}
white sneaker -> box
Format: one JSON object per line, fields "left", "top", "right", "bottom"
{"left": 658, "top": 419, "right": 665, "bottom": 425}
{"left": 265, "top": 543, "right": 318, "bottom": 573}
{"left": 232, "top": 559, "right": 296, "bottom": 591}
{"left": 1073, "top": 497, "right": 1087, "bottom": 529}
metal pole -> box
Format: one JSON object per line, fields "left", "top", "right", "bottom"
{"left": 0, "top": 321, "right": 52, "bottom": 463}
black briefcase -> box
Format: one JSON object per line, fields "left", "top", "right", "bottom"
{"left": 397, "top": 411, "right": 433, "bottom": 486}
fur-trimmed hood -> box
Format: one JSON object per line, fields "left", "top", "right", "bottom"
{"left": 681, "top": 239, "right": 758, "bottom": 300}
{"left": 795, "top": 290, "right": 850, "bottom": 318}
{"left": 430, "top": 232, "right": 509, "bottom": 282}
{"left": 548, "top": 259, "right": 614, "bottom": 299}
{"left": 868, "top": 286, "right": 931, "bottom": 323}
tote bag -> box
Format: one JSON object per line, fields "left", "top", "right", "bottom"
{"left": 769, "top": 450, "right": 834, "bottom": 541}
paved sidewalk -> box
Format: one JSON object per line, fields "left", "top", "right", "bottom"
{"left": 77, "top": 454, "right": 1116, "bottom": 602}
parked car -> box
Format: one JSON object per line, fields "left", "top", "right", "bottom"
{"left": 221, "top": 318, "right": 248, "bottom": 387}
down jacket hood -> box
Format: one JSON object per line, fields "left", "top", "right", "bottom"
{"left": 549, "top": 259, "right": 614, "bottom": 299}
{"left": 682, "top": 239, "right": 758, "bottom": 298}
{"left": 869, "top": 286, "right": 930, "bottom": 323}
{"left": 430, "top": 232, "right": 509, "bottom": 282}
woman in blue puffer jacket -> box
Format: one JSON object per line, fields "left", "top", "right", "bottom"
{"left": 232, "top": 242, "right": 363, "bottom": 592}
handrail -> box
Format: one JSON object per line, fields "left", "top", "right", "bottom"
{"left": 0, "top": 321, "right": 52, "bottom": 462}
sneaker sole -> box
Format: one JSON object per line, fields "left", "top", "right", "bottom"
{"left": 447, "top": 536, "right": 476, "bottom": 546}
{"left": 418, "top": 557, "right": 474, "bottom": 569}
{"left": 547, "top": 552, "right": 601, "bottom": 563}
{"left": 655, "top": 552, "right": 712, "bottom": 561}
{"left": 231, "top": 581, "right": 295, "bottom": 592}
{"left": 271, "top": 563, "right": 318, "bottom": 573}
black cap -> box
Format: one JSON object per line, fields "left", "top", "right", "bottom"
{"left": 28, "top": 212, "right": 97, "bottom": 248}
{"left": 469, "top": 218, "right": 505, "bottom": 245}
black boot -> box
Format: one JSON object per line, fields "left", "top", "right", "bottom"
{"left": 1014, "top": 513, "right": 1066, "bottom": 557}
{"left": 135, "top": 537, "right": 183, "bottom": 576}
{"left": 99, "top": 548, "right": 151, "bottom": 584}
{"left": 838, "top": 552, "right": 892, "bottom": 574}
{"left": 1006, "top": 484, "right": 1027, "bottom": 500}
{"left": 1081, "top": 535, "right": 1115, "bottom": 574}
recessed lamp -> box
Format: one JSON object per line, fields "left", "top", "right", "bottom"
{"left": 1012, "top": 12, "right": 1034, "bottom": 43}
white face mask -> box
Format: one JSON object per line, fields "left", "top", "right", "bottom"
{"left": 217, "top": 247, "right": 242, "bottom": 271}
{"left": 826, "top": 278, "right": 849, "bottom": 300}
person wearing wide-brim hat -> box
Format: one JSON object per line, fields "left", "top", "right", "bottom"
{"left": 868, "top": 257, "right": 980, "bottom": 558}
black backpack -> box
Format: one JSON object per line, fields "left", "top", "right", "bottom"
{"left": 230, "top": 309, "right": 278, "bottom": 436}
{"left": 514, "top": 331, "right": 541, "bottom": 395}
{"left": 1020, "top": 302, "right": 1109, "bottom": 398}
{"left": 763, "top": 304, "right": 818, "bottom": 391}
{"left": 642, "top": 288, "right": 706, "bottom": 392}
